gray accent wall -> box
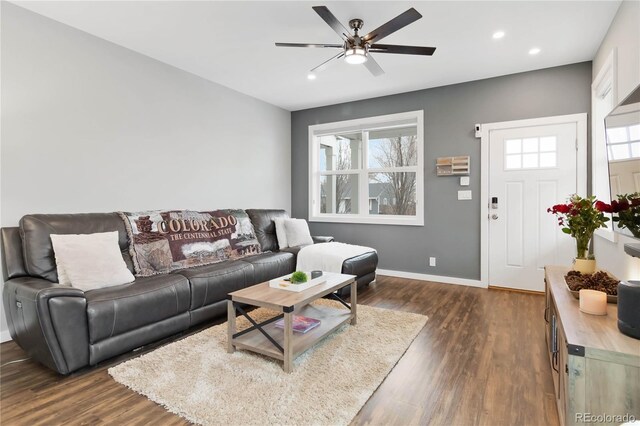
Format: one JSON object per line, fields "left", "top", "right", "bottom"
{"left": 292, "top": 62, "right": 592, "bottom": 280}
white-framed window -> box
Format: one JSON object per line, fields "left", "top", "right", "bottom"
{"left": 308, "top": 110, "right": 424, "bottom": 226}
{"left": 606, "top": 124, "right": 640, "bottom": 161}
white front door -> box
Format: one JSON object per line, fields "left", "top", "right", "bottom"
{"left": 488, "top": 120, "right": 581, "bottom": 291}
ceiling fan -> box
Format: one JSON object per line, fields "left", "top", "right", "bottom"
{"left": 275, "top": 6, "right": 436, "bottom": 77}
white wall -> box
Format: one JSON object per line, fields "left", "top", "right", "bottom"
{"left": 0, "top": 3, "right": 291, "bottom": 340}
{"left": 592, "top": 0, "right": 640, "bottom": 280}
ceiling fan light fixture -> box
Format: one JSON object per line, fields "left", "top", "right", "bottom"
{"left": 344, "top": 46, "right": 368, "bottom": 64}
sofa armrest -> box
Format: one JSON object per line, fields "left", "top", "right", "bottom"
{"left": 312, "top": 236, "right": 335, "bottom": 244}
{"left": 3, "top": 277, "right": 89, "bottom": 374}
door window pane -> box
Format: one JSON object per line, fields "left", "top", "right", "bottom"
{"left": 368, "top": 126, "right": 418, "bottom": 168}
{"left": 505, "top": 154, "right": 522, "bottom": 169}
{"left": 504, "top": 136, "right": 558, "bottom": 170}
{"left": 539, "top": 137, "right": 557, "bottom": 152}
{"left": 522, "top": 138, "right": 538, "bottom": 153}
{"left": 369, "top": 172, "right": 417, "bottom": 216}
{"left": 505, "top": 139, "right": 521, "bottom": 154}
{"left": 320, "top": 174, "right": 359, "bottom": 214}
{"left": 522, "top": 153, "right": 538, "bottom": 168}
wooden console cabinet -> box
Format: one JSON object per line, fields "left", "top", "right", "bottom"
{"left": 545, "top": 266, "right": 640, "bottom": 426}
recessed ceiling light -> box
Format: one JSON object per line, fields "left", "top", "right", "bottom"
{"left": 307, "top": 73, "right": 317, "bottom": 80}
{"left": 492, "top": 31, "right": 505, "bottom": 39}
{"left": 529, "top": 47, "right": 541, "bottom": 55}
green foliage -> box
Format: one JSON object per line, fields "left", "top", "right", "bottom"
{"left": 290, "top": 271, "right": 308, "bottom": 284}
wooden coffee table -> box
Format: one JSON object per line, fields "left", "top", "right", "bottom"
{"left": 227, "top": 272, "right": 357, "bottom": 373}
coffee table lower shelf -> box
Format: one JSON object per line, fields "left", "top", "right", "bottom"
{"left": 232, "top": 304, "right": 353, "bottom": 361}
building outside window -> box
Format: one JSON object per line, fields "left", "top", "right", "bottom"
{"left": 309, "top": 110, "right": 424, "bottom": 226}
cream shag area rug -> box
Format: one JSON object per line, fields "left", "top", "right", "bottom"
{"left": 109, "top": 299, "right": 427, "bottom": 426}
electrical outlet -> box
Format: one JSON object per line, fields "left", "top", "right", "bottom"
{"left": 429, "top": 257, "right": 436, "bottom": 267}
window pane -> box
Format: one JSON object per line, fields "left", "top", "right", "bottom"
{"left": 505, "top": 139, "right": 521, "bottom": 154}
{"left": 607, "top": 127, "right": 628, "bottom": 143}
{"left": 629, "top": 124, "right": 640, "bottom": 141}
{"left": 611, "top": 143, "right": 630, "bottom": 160}
{"left": 368, "top": 126, "right": 418, "bottom": 168}
{"left": 522, "top": 138, "right": 538, "bottom": 153}
{"left": 631, "top": 142, "right": 640, "bottom": 158}
{"left": 540, "top": 152, "right": 557, "bottom": 168}
{"left": 319, "top": 133, "right": 361, "bottom": 171}
{"left": 539, "top": 136, "right": 556, "bottom": 152}
{"left": 505, "top": 154, "right": 521, "bottom": 169}
{"left": 369, "top": 172, "right": 417, "bottom": 216}
{"left": 320, "top": 174, "right": 359, "bottom": 214}
{"left": 522, "top": 153, "right": 538, "bottom": 168}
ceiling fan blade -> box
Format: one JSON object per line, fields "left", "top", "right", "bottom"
{"left": 362, "top": 8, "right": 422, "bottom": 44}
{"left": 310, "top": 51, "right": 345, "bottom": 74}
{"left": 369, "top": 44, "right": 436, "bottom": 56}
{"left": 275, "top": 42, "right": 343, "bottom": 48}
{"left": 312, "top": 6, "right": 352, "bottom": 41}
{"left": 363, "top": 55, "right": 385, "bottom": 77}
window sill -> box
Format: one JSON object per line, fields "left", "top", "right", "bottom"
{"left": 309, "top": 215, "right": 424, "bottom": 226}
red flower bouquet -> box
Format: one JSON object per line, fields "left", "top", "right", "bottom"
{"left": 609, "top": 193, "right": 640, "bottom": 238}
{"left": 547, "top": 195, "right": 610, "bottom": 259}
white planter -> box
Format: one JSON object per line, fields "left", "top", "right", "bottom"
{"left": 573, "top": 258, "right": 596, "bottom": 274}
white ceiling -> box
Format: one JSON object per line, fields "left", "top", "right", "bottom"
{"left": 14, "top": 1, "right": 620, "bottom": 111}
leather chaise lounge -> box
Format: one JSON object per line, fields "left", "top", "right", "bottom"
{"left": 1, "top": 209, "right": 378, "bottom": 374}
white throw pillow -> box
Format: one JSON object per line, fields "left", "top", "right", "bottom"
{"left": 50, "top": 231, "right": 135, "bottom": 291}
{"left": 284, "top": 219, "right": 314, "bottom": 247}
{"left": 274, "top": 217, "right": 289, "bottom": 249}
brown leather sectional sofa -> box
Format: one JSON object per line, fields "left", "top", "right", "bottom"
{"left": 1, "top": 209, "right": 377, "bottom": 374}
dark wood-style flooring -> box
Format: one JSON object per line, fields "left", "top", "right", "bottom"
{"left": 0, "top": 276, "right": 559, "bottom": 426}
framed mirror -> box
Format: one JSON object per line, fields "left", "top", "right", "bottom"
{"left": 605, "top": 83, "right": 640, "bottom": 239}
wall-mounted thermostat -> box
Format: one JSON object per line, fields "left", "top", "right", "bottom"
{"left": 436, "top": 156, "right": 470, "bottom": 176}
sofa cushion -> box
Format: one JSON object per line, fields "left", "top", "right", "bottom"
{"left": 283, "top": 219, "right": 314, "bottom": 247}
{"left": 50, "top": 231, "right": 135, "bottom": 290}
{"left": 242, "top": 252, "right": 296, "bottom": 284}
{"left": 19, "top": 213, "right": 133, "bottom": 283}
{"left": 245, "top": 209, "right": 289, "bottom": 252}
{"left": 175, "top": 261, "right": 254, "bottom": 310}
{"left": 85, "top": 274, "right": 190, "bottom": 344}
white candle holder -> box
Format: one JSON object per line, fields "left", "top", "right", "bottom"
{"left": 579, "top": 289, "right": 607, "bottom": 316}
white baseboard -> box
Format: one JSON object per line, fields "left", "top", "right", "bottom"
{"left": 376, "top": 269, "right": 486, "bottom": 288}
{"left": 1, "top": 330, "right": 12, "bottom": 343}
